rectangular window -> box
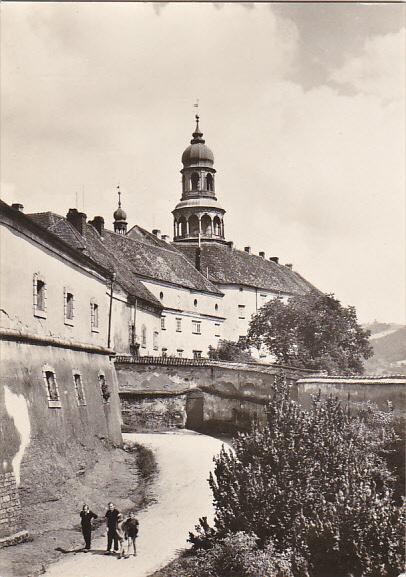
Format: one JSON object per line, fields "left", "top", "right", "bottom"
{"left": 215, "top": 323, "right": 220, "bottom": 337}
{"left": 153, "top": 331, "right": 159, "bottom": 351}
{"left": 177, "top": 349, "right": 183, "bottom": 358}
{"left": 176, "top": 318, "right": 182, "bottom": 332}
{"left": 141, "top": 325, "right": 147, "bottom": 347}
{"left": 73, "top": 372, "right": 86, "bottom": 406}
{"left": 33, "top": 274, "right": 47, "bottom": 318}
{"left": 193, "top": 350, "right": 202, "bottom": 360}
{"left": 162, "top": 348, "right": 168, "bottom": 358}
{"left": 99, "top": 373, "right": 110, "bottom": 403}
{"left": 43, "top": 367, "right": 61, "bottom": 408}
{"left": 90, "top": 300, "right": 99, "bottom": 332}
{"left": 238, "top": 305, "right": 246, "bottom": 319}
{"left": 161, "top": 316, "right": 166, "bottom": 330}
{"left": 64, "top": 288, "right": 75, "bottom": 325}
{"left": 192, "top": 320, "right": 201, "bottom": 334}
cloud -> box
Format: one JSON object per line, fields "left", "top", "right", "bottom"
{"left": 0, "top": 3, "right": 404, "bottom": 324}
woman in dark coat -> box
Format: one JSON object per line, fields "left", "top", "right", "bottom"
{"left": 80, "top": 504, "right": 98, "bottom": 551}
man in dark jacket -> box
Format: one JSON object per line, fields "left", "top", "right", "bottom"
{"left": 122, "top": 511, "right": 139, "bottom": 557}
{"left": 80, "top": 504, "right": 98, "bottom": 551}
{"left": 104, "top": 502, "right": 119, "bottom": 554}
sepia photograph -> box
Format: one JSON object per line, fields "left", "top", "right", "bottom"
{"left": 0, "top": 2, "right": 405, "bottom": 577}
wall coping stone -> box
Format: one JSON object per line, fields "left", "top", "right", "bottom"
{"left": 0, "top": 327, "right": 115, "bottom": 356}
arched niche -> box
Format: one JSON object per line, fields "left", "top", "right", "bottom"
{"left": 201, "top": 214, "right": 212, "bottom": 236}
{"left": 188, "top": 214, "right": 200, "bottom": 236}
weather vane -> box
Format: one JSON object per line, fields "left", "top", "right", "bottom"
{"left": 117, "top": 184, "right": 122, "bottom": 208}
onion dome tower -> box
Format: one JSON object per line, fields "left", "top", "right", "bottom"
{"left": 113, "top": 186, "right": 127, "bottom": 234}
{"left": 172, "top": 115, "right": 226, "bottom": 243}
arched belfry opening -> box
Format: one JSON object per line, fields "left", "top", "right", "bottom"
{"left": 172, "top": 114, "right": 226, "bottom": 244}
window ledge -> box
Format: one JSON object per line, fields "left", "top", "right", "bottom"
{"left": 64, "top": 319, "right": 74, "bottom": 327}
{"left": 48, "top": 400, "right": 62, "bottom": 408}
{"left": 34, "top": 310, "right": 47, "bottom": 319}
{"left": 91, "top": 328, "right": 100, "bottom": 334}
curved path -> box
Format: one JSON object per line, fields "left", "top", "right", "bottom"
{"left": 45, "top": 430, "right": 226, "bottom": 577}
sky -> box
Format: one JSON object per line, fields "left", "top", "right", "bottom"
{"left": 1, "top": 2, "right": 405, "bottom": 325}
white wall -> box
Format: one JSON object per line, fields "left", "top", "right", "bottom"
{"left": 142, "top": 279, "right": 224, "bottom": 358}
{"left": 0, "top": 224, "right": 109, "bottom": 348}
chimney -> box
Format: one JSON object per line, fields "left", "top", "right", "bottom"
{"left": 259, "top": 251, "right": 265, "bottom": 258}
{"left": 195, "top": 246, "right": 202, "bottom": 272}
{"left": 161, "top": 234, "right": 169, "bottom": 243}
{"left": 285, "top": 263, "right": 293, "bottom": 270}
{"left": 244, "top": 246, "right": 251, "bottom": 254}
{"left": 270, "top": 257, "right": 279, "bottom": 264}
{"left": 67, "top": 208, "right": 87, "bottom": 236}
{"left": 226, "top": 241, "right": 234, "bottom": 250}
{"left": 152, "top": 229, "right": 161, "bottom": 238}
{"left": 11, "top": 203, "right": 24, "bottom": 212}
{"left": 89, "top": 216, "right": 104, "bottom": 237}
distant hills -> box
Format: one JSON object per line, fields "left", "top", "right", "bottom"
{"left": 363, "top": 322, "right": 406, "bottom": 376}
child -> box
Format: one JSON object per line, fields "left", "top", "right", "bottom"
{"left": 123, "top": 511, "right": 139, "bottom": 558}
{"left": 79, "top": 504, "right": 98, "bottom": 551}
{"left": 115, "top": 513, "right": 126, "bottom": 559}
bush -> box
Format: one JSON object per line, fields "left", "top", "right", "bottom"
{"left": 209, "top": 339, "right": 253, "bottom": 363}
{"left": 192, "top": 374, "right": 405, "bottom": 577}
{"left": 190, "top": 532, "right": 305, "bottom": 577}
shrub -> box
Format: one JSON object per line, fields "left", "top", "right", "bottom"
{"left": 192, "top": 373, "right": 405, "bottom": 577}
{"left": 209, "top": 339, "right": 253, "bottom": 363}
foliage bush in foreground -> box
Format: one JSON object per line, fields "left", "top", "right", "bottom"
{"left": 190, "top": 375, "right": 405, "bottom": 577}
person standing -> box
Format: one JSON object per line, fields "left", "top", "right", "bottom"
{"left": 80, "top": 504, "right": 97, "bottom": 551}
{"left": 123, "top": 511, "right": 139, "bottom": 557}
{"left": 104, "top": 502, "right": 119, "bottom": 554}
{"left": 115, "top": 513, "right": 127, "bottom": 559}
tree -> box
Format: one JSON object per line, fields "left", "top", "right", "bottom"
{"left": 208, "top": 339, "right": 253, "bottom": 363}
{"left": 246, "top": 290, "right": 373, "bottom": 374}
{"left": 191, "top": 374, "right": 405, "bottom": 577}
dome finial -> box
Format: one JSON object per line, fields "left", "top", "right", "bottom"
{"left": 191, "top": 113, "right": 204, "bottom": 144}
{"left": 117, "top": 184, "right": 122, "bottom": 208}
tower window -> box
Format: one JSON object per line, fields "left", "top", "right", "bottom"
{"left": 194, "top": 299, "right": 198, "bottom": 307}
{"left": 191, "top": 172, "right": 200, "bottom": 191}
{"left": 206, "top": 173, "right": 214, "bottom": 191}
{"left": 160, "top": 291, "right": 164, "bottom": 300}
{"left": 215, "top": 303, "right": 219, "bottom": 311}
{"left": 213, "top": 216, "right": 221, "bottom": 236}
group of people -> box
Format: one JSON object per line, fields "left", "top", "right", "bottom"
{"left": 80, "top": 502, "right": 139, "bottom": 559}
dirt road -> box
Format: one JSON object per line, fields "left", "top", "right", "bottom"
{"left": 45, "top": 430, "right": 226, "bottom": 577}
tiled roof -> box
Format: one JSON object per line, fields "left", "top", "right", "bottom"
{"left": 175, "top": 243, "right": 316, "bottom": 295}
{"left": 27, "top": 212, "right": 162, "bottom": 309}
{"left": 103, "top": 230, "right": 222, "bottom": 295}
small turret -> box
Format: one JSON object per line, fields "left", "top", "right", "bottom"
{"left": 113, "top": 185, "right": 127, "bottom": 235}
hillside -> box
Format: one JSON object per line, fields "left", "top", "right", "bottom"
{"left": 364, "top": 324, "right": 406, "bottom": 376}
